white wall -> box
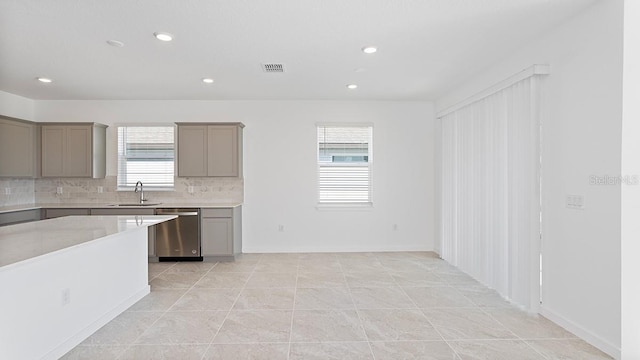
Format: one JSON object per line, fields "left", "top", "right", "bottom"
{"left": 437, "top": 0, "right": 623, "bottom": 357}
{"left": 35, "top": 100, "right": 436, "bottom": 253}
{"left": 0, "top": 90, "right": 35, "bottom": 120}
{"left": 621, "top": 1, "right": 640, "bottom": 359}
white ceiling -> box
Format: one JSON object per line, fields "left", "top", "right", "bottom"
{"left": 0, "top": 0, "right": 598, "bottom": 101}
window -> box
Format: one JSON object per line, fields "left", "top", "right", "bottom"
{"left": 117, "top": 126, "right": 175, "bottom": 190}
{"left": 317, "top": 124, "right": 372, "bottom": 205}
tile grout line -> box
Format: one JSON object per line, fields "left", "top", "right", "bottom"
{"left": 144, "top": 262, "right": 218, "bottom": 350}
{"left": 286, "top": 256, "right": 301, "bottom": 360}
{"left": 438, "top": 265, "right": 546, "bottom": 358}
{"left": 122, "top": 261, "right": 249, "bottom": 358}
{"left": 471, "top": 291, "right": 585, "bottom": 358}
{"left": 147, "top": 261, "right": 177, "bottom": 282}
{"left": 390, "top": 259, "right": 464, "bottom": 360}
{"left": 473, "top": 295, "right": 532, "bottom": 341}
{"left": 67, "top": 253, "right": 599, "bottom": 359}
{"left": 438, "top": 263, "right": 528, "bottom": 356}
{"left": 168, "top": 261, "right": 220, "bottom": 312}
{"left": 479, "top": 306, "right": 551, "bottom": 359}
{"left": 114, "top": 261, "right": 182, "bottom": 360}
{"left": 172, "top": 261, "right": 227, "bottom": 360}
{"left": 199, "top": 259, "right": 258, "bottom": 360}
{"left": 339, "top": 256, "right": 377, "bottom": 360}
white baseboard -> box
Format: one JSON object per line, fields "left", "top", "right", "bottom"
{"left": 242, "top": 246, "right": 433, "bottom": 253}
{"left": 43, "top": 286, "right": 150, "bottom": 360}
{"left": 540, "top": 305, "right": 620, "bottom": 360}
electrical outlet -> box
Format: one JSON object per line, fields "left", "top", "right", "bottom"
{"left": 97, "top": 186, "right": 104, "bottom": 193}
{"left": 56, "top": 187, "right": 63, "bottom": 195}
{"left": 278, "top": 225, "right": 285, "bottom": 232}
{"left": 188, "top": 186, "right": 195, "bottom": 194}
{"left": 61, "top": 288, "right": 70, "bottom": 306}
{"left": 4, "top": 187, "right": 11, "bottom": 195}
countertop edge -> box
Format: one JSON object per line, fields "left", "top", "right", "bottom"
{"left": 0, "top": 215, "right": 178, "bottom": 270}
{"left": 0, "top": 203, "right": 243, "bottom": 214}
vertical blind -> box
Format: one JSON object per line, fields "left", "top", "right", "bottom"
{"left": 117, "top": 126, "right": 175, "bottom": 189}
{"left": 317, "top": 125, "right": 372, "bottom": 204}
{"left": 439, "top": 75, "right": 542, "bottom": 311}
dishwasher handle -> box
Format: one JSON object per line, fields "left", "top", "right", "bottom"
{"left": 156, "top": 211, "right": 199, "bottom": 216}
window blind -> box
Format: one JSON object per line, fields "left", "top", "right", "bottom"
{"left": 317, "top": 125, "right": 372, "bottom": 204}
{"left": 117, "top": 126, "right": 175, "bottom": 190}
{"left": 438, "top": 75, "right": 542, "bottom": 311}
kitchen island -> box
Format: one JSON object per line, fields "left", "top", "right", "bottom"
{"left": 0, "top": 215, "right": 176, "bottom": 360}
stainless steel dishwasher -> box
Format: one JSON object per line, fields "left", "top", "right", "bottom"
{"left": 155, "top": 208, "right": 201, "bottom": 260}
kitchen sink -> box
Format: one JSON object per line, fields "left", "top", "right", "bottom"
{"left": 108, "top": 203, "right": 162, "bottom": 207}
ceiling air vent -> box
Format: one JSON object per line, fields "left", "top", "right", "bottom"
{"left": 262, "top": 63, "right": 285, "bottom": 73}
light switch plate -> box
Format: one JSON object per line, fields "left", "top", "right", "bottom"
{"left": 566, "top": 195, "right": 585, "bottom": 209}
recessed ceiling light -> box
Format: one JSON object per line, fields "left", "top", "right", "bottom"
{"left": 37, "top": 77, "right": 52, "bottom": 83}
{"left": 202, "top": 78, "right": 214, "bottom": 84}
{"left": 106, "top": 40, "right": 124, "bottom": 47}
{"left": 346, "top": 84, "right": 358, "bottom": 90}
{"left": 362, "top": 46, "right": 377, "bottom": 54}
{"left": 153, "top": 32, "right": 174, "bottom": 42}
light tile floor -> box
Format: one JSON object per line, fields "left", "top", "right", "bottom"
{"left": 62, "top": 252, "right": 612, "bottom": 360}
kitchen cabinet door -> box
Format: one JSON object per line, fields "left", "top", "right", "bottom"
{"left": 176, "top": 123, "right": 243, "bottom": 177}
{"left": 200, "top": 207, "right": 241, "bottom": 261}
{"left": 65, "top": 126, "right": 92, "bottom": 176}
{"left": 0, "top": 209, "right": 42, "bottom": 226}
{"left": 41, "top": 126, "right": 66, "bottom": 177}
{"left": 207, "top": 125, "right": 239, "bottom": 177}
{"left": 0, "top": 117, "right": 39, "bottom": 178}
{"left": 177, "top": 125, "right": 208, "bottom": 176}
{"left": 201, "top": 217, "right": 233, "bottom": 256}
{"left": 41, "top": 123, "right": 107, "bottom": 178}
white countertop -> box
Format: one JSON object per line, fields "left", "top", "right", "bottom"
{"left": 0, "top": 215, "right": 176, "bottom": 269}
{"left": 0, "top": 203, "right": 242, "bottom": 214}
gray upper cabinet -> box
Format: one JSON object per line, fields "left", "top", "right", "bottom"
{"left": 208, "top": 126, "right": 239, "bottom": 177}
{"left": 0, "top": 116, "right": 39, "bottom": 178}
{"left": 176, "top": 123, "right": 244, "bottom": 177}
{"left": 177, "top": 125, "right": 208, "bottom": 176}
{"left": 41, "top": 123, "right": 107, "bottom": 178}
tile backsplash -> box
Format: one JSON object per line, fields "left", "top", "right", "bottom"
{"left": 0, "top": 176, "right": 243, "bottom": 207}
{"left": 0, "top": 178, "right": 36, "bottom": 206}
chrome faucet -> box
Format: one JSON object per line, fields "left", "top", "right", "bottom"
{"left": 134, "top": 181, "right": 147, "bottom": 203}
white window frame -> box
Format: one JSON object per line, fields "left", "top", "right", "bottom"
{"left": 316, "top": 123, "right": 373, "bottom": 208}
{"left": 116, "top": 125, "right": 176, "bottom": 191}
